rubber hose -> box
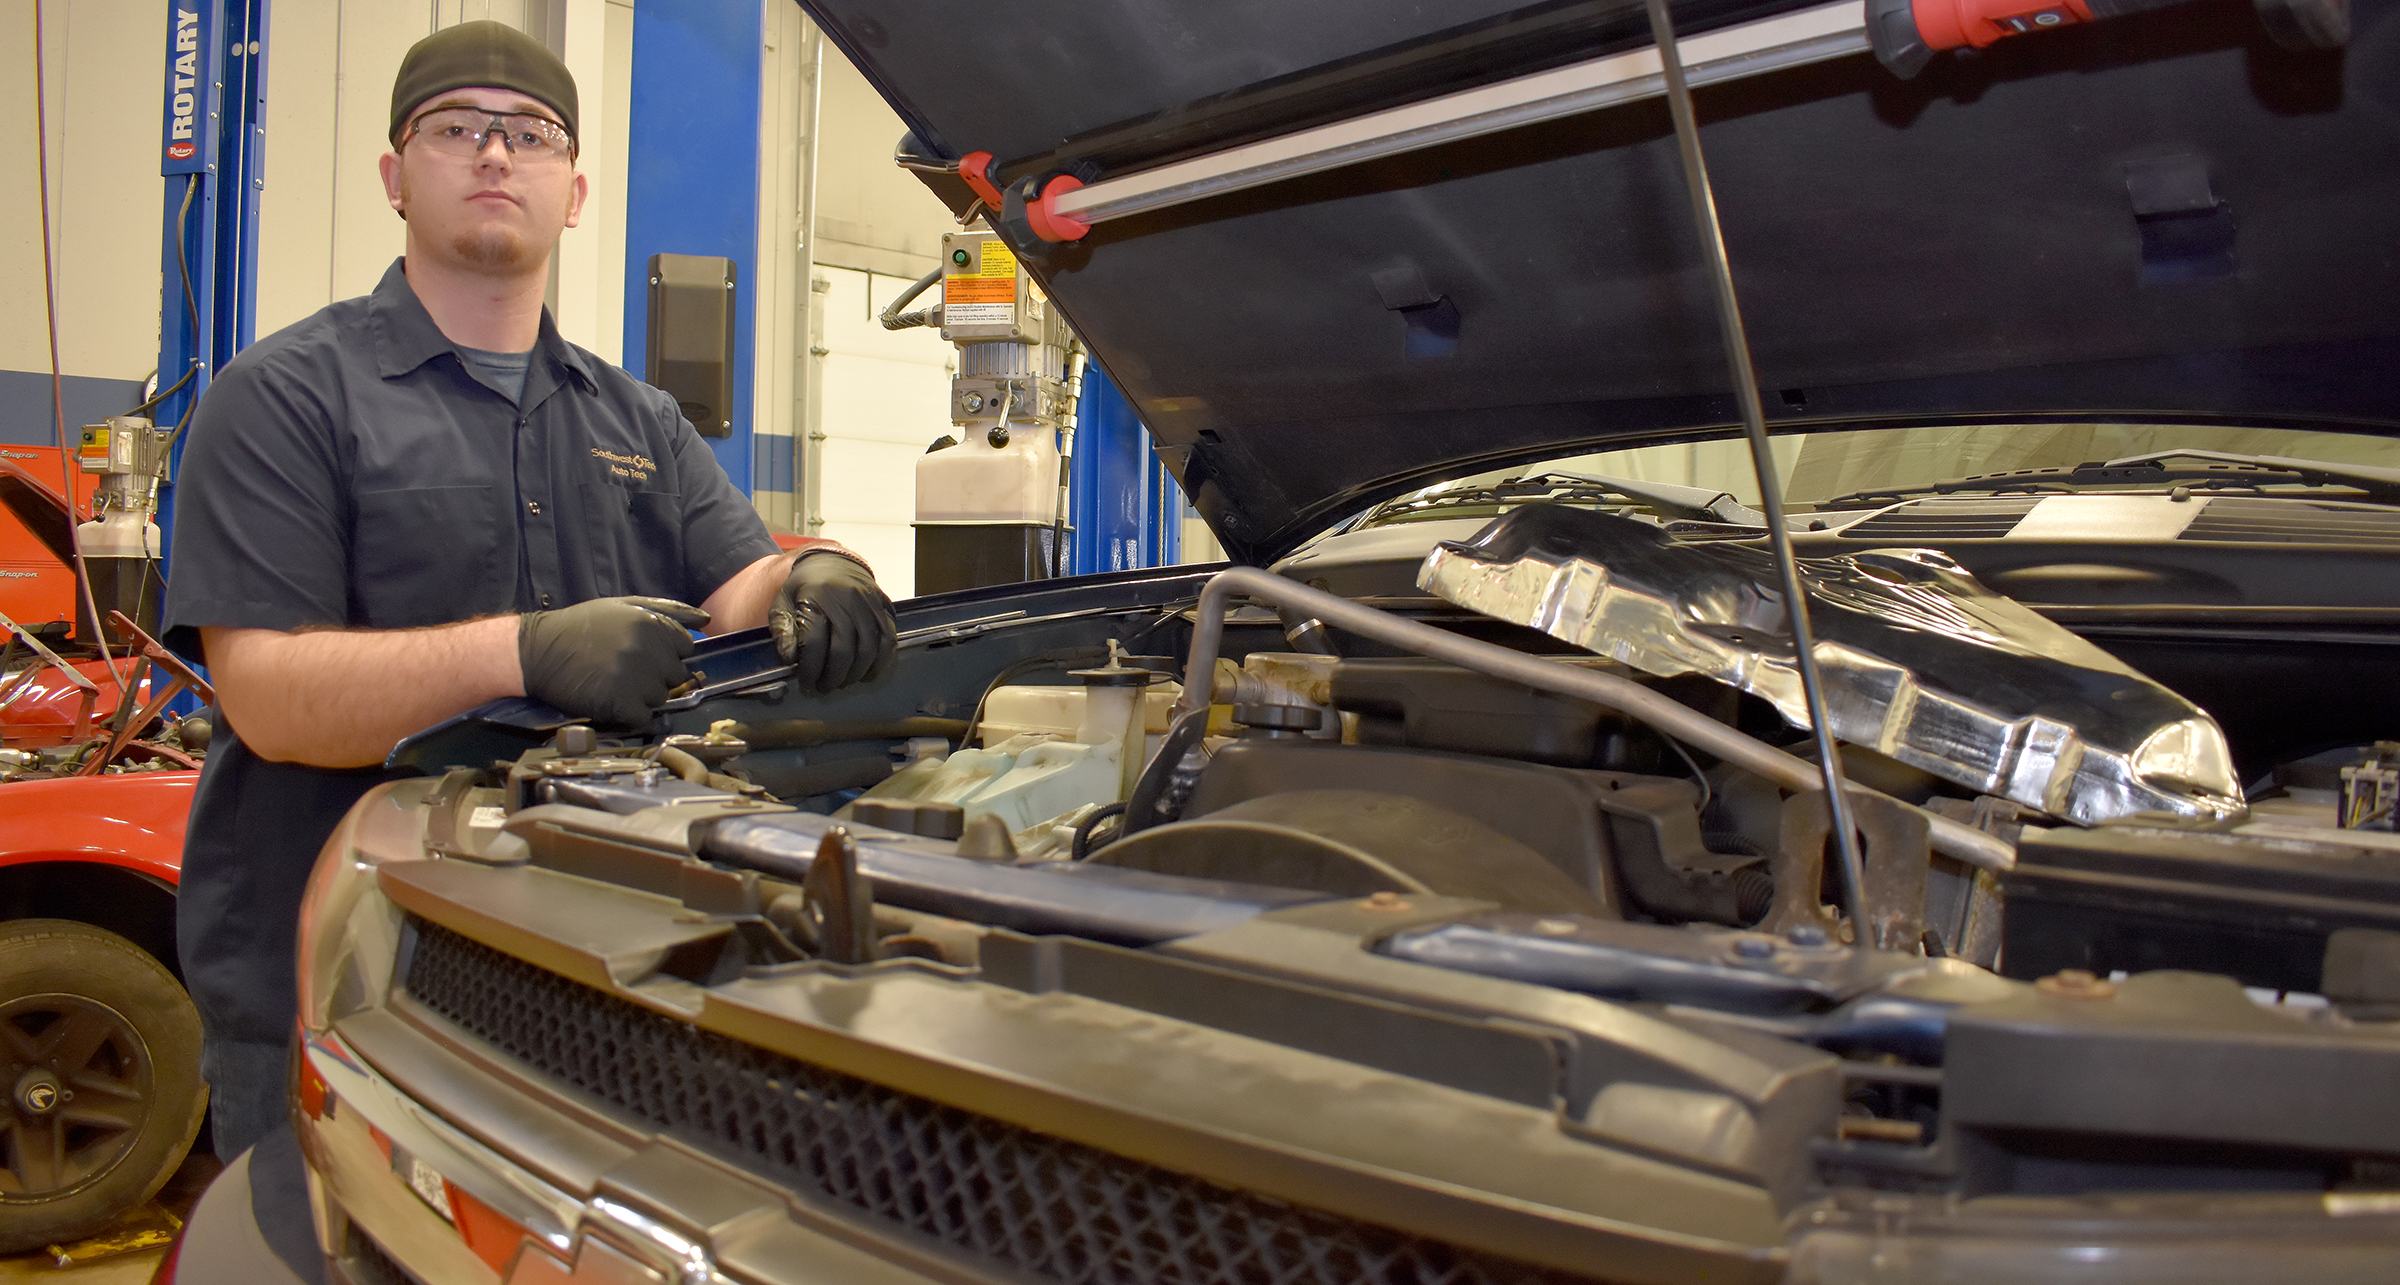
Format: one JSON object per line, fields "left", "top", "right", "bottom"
{"left": 654, "top": 744, "right": 710, "bottom": 784}
{"left": 878, "top": 267, "right": 944, "bottom": 330}
{"left": 1731, "top": 865, "right": 1776, "bottom": 926}
{"left": 1071, "top": 802, "right": 1128, "bottom": 860}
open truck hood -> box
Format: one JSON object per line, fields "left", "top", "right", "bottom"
{"left": 810, "top": 0, "right": 2400, "bottom": 563}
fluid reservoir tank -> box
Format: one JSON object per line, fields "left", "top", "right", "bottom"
{"left": 915, "top": 429, "right": 1058, "bottom": 524}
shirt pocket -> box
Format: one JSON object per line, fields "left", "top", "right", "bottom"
{"left": 352, "top": 485, "right": 507, "bottom": 626}
{"left": 577, "top": 480, "right": 687, "bottom": 600}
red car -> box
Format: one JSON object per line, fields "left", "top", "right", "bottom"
{"left": 1, "top": 456, "right": 207, "bottom": 1253}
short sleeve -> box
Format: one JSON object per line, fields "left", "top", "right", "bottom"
{"left": 662, "top": 402, "right": 778, "bottom": 602}
{"left": 161, "top": 354, "right": 351, "bottom": 666}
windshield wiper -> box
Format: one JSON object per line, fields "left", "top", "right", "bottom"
{"left": 1818, "top": 449, "right": 2400, "bottom": 509}
{"left": 1369, "top": 470, "right": 1771, "bottom": 527}
{"left": 1544, "top": 472, "right": 1769, "bottom": 526}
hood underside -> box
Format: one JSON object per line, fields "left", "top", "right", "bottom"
{"left": 813, "top": 0, "right": 2400, "bottom": 562}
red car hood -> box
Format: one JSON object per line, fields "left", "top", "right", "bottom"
{"left": 0, "top": 457, "right": 80, "bottom": 566}
{"left": 0, "top": 770, "right": 194, "bottom": 882}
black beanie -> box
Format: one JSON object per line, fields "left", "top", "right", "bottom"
{"left": 389, "top": 21, "right": 578, "bottom": 149}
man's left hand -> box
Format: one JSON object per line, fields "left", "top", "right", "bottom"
{"left": 771, "top": 552, "right": 897, "bottom": 692}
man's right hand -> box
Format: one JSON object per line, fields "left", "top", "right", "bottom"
{"left": 517, "top": 596, "right": 708, "bottom": 726}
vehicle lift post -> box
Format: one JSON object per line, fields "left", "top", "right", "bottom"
{"left": 152, "top": 0, "right": 267, "bottom": 579}
{"left": 144, "top": 0, "right": 264, "bottom": 715}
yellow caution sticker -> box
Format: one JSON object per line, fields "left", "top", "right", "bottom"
{"left": 944, "top": 239, "right": 1019, "bottom": 325}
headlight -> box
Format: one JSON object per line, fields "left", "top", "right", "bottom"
{"left": 294, "top": 776, "right": 445, "bottom": 1033}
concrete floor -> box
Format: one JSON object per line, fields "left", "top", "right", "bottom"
{"left": 0, "top": 1147, "right": 223, "bottom": 1285}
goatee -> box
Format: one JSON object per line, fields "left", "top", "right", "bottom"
{"left": 451, "top": 227, "right": 530, "bottom": 270}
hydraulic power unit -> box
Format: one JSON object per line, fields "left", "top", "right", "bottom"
{"left": 74, "top": 416, "right": 169, "bottom": 638}
{"left": 913, "top": 229, "right": 1083, "bottom": 596}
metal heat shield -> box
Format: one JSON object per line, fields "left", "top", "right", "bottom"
{"left": 1419, "top": 504, "right": 2245, "bottom": 826}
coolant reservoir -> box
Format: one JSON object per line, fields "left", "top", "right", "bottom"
{"left": 915, "top": 429, "right": 1059, "bottom": 523}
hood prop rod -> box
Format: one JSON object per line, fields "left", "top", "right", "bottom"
{"left": 1639, "top": 0, "right": 1873, "bottom": 943}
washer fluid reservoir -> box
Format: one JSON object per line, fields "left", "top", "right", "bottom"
{"left": 854, "top": 647, "right": 1174, "bottom": 835}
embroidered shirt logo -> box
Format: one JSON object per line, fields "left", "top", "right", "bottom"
{"left": 591, "top": 448, "right": 656, "bottom": 484}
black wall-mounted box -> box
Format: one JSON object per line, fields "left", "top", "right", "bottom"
{"left": 645, "top": 253, "right": 735, "bottom": 438}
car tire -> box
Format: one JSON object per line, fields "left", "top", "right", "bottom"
{"left": 0, "top": 918, "right": 207, "bottom": 1253}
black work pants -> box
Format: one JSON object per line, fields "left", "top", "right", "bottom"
{"left": 176, "top": 732, "right": 391, "bottom": 1157}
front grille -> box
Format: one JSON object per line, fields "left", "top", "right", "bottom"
{"left": 2179, "top": 497, "right": 2400, "bottom": 546}
{"left": 1836, "top": 498, "right": 2040, "bottom": 541}
{"left": 402, "top": 919, "right": 1602, "bottom": 1285}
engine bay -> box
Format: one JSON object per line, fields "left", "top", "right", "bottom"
{"left": 378, "top": 495, "right": 2400, "bottom": 1224}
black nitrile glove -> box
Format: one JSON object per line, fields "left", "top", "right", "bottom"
{"left": 518, "top": 596, "right": 708, "bottom": 726}
{"left": 770, "top": 552, "right": 897, "bottom": 692}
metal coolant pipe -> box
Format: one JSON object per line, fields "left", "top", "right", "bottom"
{"left": 1173, "top": 566, "right": 2014, "bottom": 872}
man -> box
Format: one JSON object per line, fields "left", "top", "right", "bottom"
{"left": 163, "top": 21, "right": 896, "bottom": 1158}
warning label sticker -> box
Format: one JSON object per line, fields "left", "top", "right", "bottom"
{"left": 944, "top": 302, "right": 1015, "bottom": 326}
{"left": 942, "top": 238, "right": 1019, "bottom": 327}
{"left": 944, "top": 274, "right": 1014, "bottom": 305}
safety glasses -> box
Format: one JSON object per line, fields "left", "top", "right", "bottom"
{"left": 402, "top": 106, "right": 575, "bottom": 164}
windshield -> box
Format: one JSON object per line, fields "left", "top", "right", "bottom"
{"left": 1361, "top": 422, "right": 2400, "bottom": 524}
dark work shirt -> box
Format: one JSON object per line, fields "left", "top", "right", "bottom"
{"left": 165, "top": 258, "right": 778, "bottom": 1049}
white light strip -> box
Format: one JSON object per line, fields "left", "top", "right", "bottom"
{"left": 1051, "top": 1, "right": 1867, "bottom": 226}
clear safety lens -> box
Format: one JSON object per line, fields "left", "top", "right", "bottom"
{"left": 407, "top": 107, "right": 573, "bottom": 162}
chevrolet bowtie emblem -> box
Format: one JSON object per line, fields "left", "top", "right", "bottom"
{"left": 504, "top": 1197, "right": 715, "bottom": 1285}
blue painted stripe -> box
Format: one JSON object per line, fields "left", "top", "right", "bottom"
{"left": 756, "top": 432, "right": 794, "bottom": 494}
{"left": 1071, "top": 371, "right": 1147, "bottom": 576}
{"left": 0, "top": 371, "right": 151, "bottom": 448}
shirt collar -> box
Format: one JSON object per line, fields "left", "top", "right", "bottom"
{"left": 369, "top": 257, "right": 597, "bottom": 392}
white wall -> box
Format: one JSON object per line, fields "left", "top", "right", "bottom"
{"left": 750, "top": 0, "right": 807, "bottom": 533}
{"left": 0, "top": 0, "right": 629, "bottom": 378}
{"left": 812, "top": 50, "right": 952, "bottom": 280}
{"left": 812, "top": 266, "right": 956, "bottom": 599}
{"left": 555, "top": 0, "right": 633, "bottom": 363}
{"left": 0, "top": 0, "right": 629, "bottom": 385}
{"left": 0, "top": 0, "right": 169, "bottom": 386}
{"left": 782, "top": 36, "right": 964, "bottom": 595}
